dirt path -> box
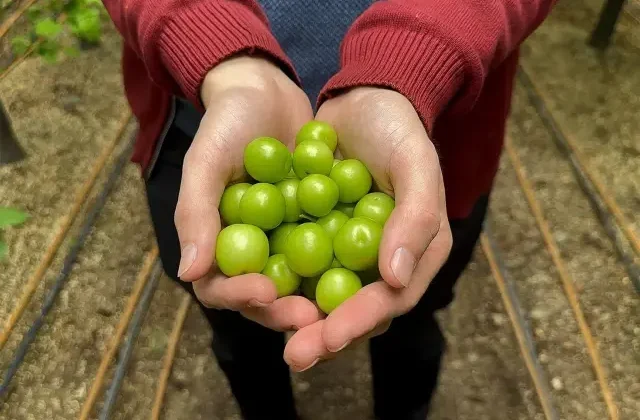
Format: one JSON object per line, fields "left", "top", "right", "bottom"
{"left": 0, "top": 28, "right": 128, "bottom": 321}
{"left": 0, "top": 1, "right": 638, "bottom": 419}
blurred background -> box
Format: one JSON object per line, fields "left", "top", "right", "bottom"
{"left": 0, "top": 0, "right": 638, "bottom": 419}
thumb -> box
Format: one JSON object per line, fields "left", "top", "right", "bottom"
{"left": 378, "top": 138, "right": 442, "bottom": 289}
{"left": 174, "top": 117, "right": 232, "bottom": 282}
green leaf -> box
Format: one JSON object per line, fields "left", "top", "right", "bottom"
{"left": 26, "top": 5, "right": 43, "bottom": 22}
{"left": 69, "top": 8, "right": 101, "bottom": 43}
{"left": 35, "top": 18, "right": 62, "bottom": 39}
{"left": 11, "top": 36, "right": 31, "bottom": 56}
{"left": 0, "top": 207, "right": 28, "bottom": 228}
{"left": 49, "top": 0, "right": 65, "bottom": 13}
{"left": 0, "top": 241, "right": 7, "bottom": 261}
{"left": 62, "top": 0, "right": 76, "bottom": 11}
{"left": 40, "top": 50, "right": 59, "bottom": 63}
{"left": 37, "top": 40, "right": 60, "bottom": 62}
{"left": 63, "top": 46, "right": 80, "bottom": 57}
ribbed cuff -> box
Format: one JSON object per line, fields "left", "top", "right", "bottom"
{"left": 319, "top": 29, "right": 465, "bottom": 135}
{"left": 158, "top": 1, "right": 298, "bottom": 110}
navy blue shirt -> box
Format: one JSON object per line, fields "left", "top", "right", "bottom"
{"left": 174, "top": 0, "right": 373, "bottom": 137}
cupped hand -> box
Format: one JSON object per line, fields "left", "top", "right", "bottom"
{"left": 175, "top": 55, "right": 321, "bottom": 331}
{"left": 284, "top": 88, "right": 453, "bottom": 371}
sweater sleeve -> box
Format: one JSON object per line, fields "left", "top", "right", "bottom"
{"left": 318, "top": 0, "right": 557, "bottom": 134}
{"left": 103, "top": 0, "right": 298, "bottom": 108}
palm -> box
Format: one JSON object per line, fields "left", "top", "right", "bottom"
{"left": 196, "top": 72, "right": 313, "bottom": 186}
{"left": 316, "top": 88, "right": 423, "bottom": 196}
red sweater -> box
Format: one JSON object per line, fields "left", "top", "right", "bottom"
{"left": 104, "top": 0, "right": 555, "bottom": 220}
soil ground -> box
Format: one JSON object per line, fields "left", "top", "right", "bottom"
{"left": 0, "top": 1, "right": 638, "bottom": 419}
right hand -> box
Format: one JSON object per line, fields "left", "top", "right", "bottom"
{"left": 175, "top": 55, "right": 321, "bottom": 331}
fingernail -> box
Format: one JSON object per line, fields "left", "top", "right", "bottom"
{"left": 298, "top": 358, "right": 320, "bottom": 372}
{"left": 249, "top": 299, "right": 269, "bottom": 308}
{"left": 177, "top": 243, "right": 197, "bottom": 278}
{"left": 332, "top": 340, "right": 351, "bottom": 352}
{"left": 391, "top": 247, "right": 416, "bottom": 287}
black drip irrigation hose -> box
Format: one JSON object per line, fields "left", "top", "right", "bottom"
{"left": 98, "top": 261, "right": 162, "bottom": 420}
{"left": 517, "top": 67, "right": 640, "bottom": 294}
{"left": 483, "top": 223, "right": 560, "bottom": 420}
{"left": 588, "top": 0, "right": 627, "bottom": 50}
{"left": 0, "top": 132, "right": 136, "bottom": 400}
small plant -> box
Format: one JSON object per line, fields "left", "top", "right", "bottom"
{"left": 1, "top": 0, "right": 16, "bottom": 12}
{"left": 0, "top": 207, "right": 28, "bottom": 260}
{"left": 11, "top": 0, "right": 105, "bottom": 62}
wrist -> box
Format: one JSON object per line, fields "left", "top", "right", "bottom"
{"left": 330, "top": 86, "right": 394, "bottom": 103}
{"left": 201, "top": 55, "right": 292, "bottom": 108}
{"left": 326, "top": 87, "right": 417, "bottom": 120}
{"left": 318, "top": 17, "right": 465, "bottom": 135}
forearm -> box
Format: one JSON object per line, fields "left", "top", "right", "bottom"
{"left": 320, "top": 0, "right": 557, "bottom": 133}
{"left": 103, "top": 0, "right": 297, "bottom": 107}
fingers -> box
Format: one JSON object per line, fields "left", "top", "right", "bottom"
{"left": 284, "top": 305, "right": 391, "bottom": 372}
{"left": 174, "top": 114, "right": 232, "bottom": 281}
{"left": 285, "top": 233, "right": 452, "bottom": 371}
{"left": 192, "top": 273, "right": 277, "bottom": 310}
{"left": 378, "top": 138, "right": 443, "bottom": 289}
{"left": 285, "top": 282, "right": 397, "bottom": 370}
{"left": 321, "top": 282, "right": 397, "bottom": 351}
{"left": 321, "top": 215, "right": 451, "bottom": 354}
{"left": 242, "top": 295, "right": 324, "bottom": 331}
{"left": 402, "top": 216, "right": 453, "bottom": 306}
{"left": 194, "top": 274, "right": 323, "bottom": 332}
{"left": 283, "top": 320, "right": 326, "bottom": 372}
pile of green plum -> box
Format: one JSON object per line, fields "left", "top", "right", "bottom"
{"left": 215, "top": 121, "right": 395, "bottom": 314}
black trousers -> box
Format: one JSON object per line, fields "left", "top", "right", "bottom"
{"left": 145, "top": 124, "right": 489, "bottom": 420}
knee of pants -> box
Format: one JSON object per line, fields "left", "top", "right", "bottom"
{"left": 211, "top": 333, "right": 285, "bottom": 365}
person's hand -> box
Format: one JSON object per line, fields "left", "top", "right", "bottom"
{"left": 283, "top": 87, "right": 453, "bottom": 371}
{"left": 175, "top": 55, "right": 322, "bottom": 331}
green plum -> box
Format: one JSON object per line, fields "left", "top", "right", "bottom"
{"left": 358, "top": 266, "right": 381, "bottom": 286}
{"left": 239, "top": 183, "right": 285, "bottom": 230}
{"left": 301, "top": 275, "right": 320, "bottom": 300}
{"left": 219, "top": 183, "right": 251, "bottom": 225}
{"left": 269, "top": 223, "right": 298, "bottom": 255}
{"left": 300, "top": 258, "right": 342, "bottom": 300}
{"left": 215, "top": 224, "right": 269, "bottom": 276}
{"left": 285, "top": 168, "right": 297, "bottom": 179}
{"left": 330, "top": 159, "right": 372, "bottom": 203}
{"left": 333, "top": 217, "right": 383, "bottom": 271}
{"left": 262, "top": 254, "right": 302, "bottom": 297}
{"left": 292, "top": 139, "right": 333, "bottom": 179}
{"left": 243, "top": 137, "right": 292, "bottom": 183}
{"left": 284, "top": 223, "right": 333, "bottom": 277}
{"left": 297, "top": 174, "right": 339, "bottom": 217}
{"left": 353, "top": 192, "right": 395, "bottom": 226}
{"left": 295, "top": 121, "right": 338, "bottom": 152}
{"left": 276, "top": 178, "right": 302, "bottom": 223}
{"left": 299, "top": 213, "right": 317, "bottom": 222}
{"left": 315, "top": 268, "right": 362, "bottom": 314}
{"left": 334, "top": 202, "right": 355, "bottom": 218}
{"left": 300, "top": 258, "right": 343, "bottom": 301}
{"left": 316, "top": 210, "right": 349, "bottom": 240}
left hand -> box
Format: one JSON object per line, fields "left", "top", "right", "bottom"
{"left": 283, "top": 88, "right": 453, "bottom": 371}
